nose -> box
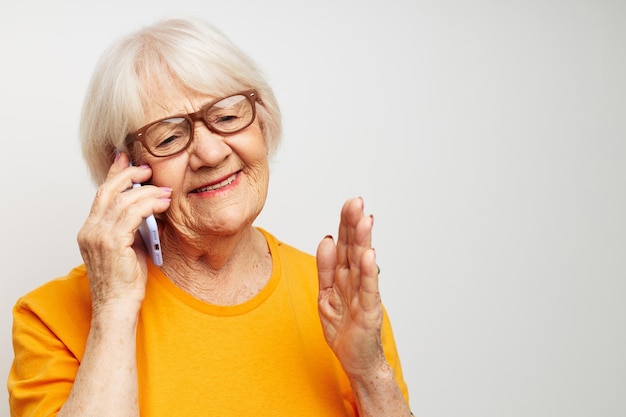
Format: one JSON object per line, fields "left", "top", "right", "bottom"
{"left": 187, "top": 122, "right": 232, "bottom": 170}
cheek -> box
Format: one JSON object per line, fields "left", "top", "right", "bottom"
{"left": 147, "top": 158, "right": 187, "bottom": 188}
{"left": 247, "top": 134, "right": 270, "bottom": 196}
{"left": 231, "top": 122, "right": 267, "bottom": 158}
{"left": 251, "top": 161, "right": 270, "bottom": 193}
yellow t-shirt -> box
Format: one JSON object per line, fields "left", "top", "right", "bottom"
{"left": 9, "top": 229, "right": 409, "bottom": 416}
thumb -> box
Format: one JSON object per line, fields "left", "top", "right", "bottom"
{"left": 316, "top": 235, "right": 337, "bottom": 291}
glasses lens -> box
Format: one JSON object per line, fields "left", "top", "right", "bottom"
{"left": 205, "top": 94, "right": 254, "bottom": 134}
{"left": 143, "top": 117, "right": 191, "bottom": 157}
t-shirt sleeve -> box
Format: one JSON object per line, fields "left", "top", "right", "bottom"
{"left": 8, "top": 299, "right": 79, "bottom": 417}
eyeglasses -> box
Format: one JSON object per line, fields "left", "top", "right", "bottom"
{"left": 127, "top": 89, "right": 259, "bottom": 157}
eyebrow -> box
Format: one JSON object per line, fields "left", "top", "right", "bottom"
{"left": 152, "top": 97, "right": 218, "bottom": 118}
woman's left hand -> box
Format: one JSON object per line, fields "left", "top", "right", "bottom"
{"left": 316, "top": 197, "right": 386, "bottom": 379}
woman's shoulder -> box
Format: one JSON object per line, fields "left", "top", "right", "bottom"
{"left": 15, "top": 264, "right": 91, "bottom": 313}
{"left": 12, "top": 265, "right": 92, "bottom": 361}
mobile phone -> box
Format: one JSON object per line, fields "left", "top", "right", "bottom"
{"left": 129, "top": 166, "right": 163, "bottom": 266}
{"left": 132, "top": 182, "right": 163, "bottom": 266}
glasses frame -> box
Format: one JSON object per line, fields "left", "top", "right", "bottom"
{"left": 126, "top": 89, "right": 259, "bottom": 158}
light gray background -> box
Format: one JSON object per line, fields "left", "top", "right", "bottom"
{"left": 1, "top": 1, "right": 624, "bottom": 416}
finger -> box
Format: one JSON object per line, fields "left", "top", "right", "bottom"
{"left": 89, "top": 159, "right": 154, "bottom": 220}
{"left": 337, "top": 197, "right": 365, "bottom": 267}
{"left": 351, "top": 212, "right": 374, "bottom": 257}
{"left": 342, "top": 213, "right": 373, "bottom": 297}
{"left": 359, "top": 248, "right": 381, "bottom": 312}
{"left": 335, "top": 198, "right": 374, "bottom": 297}
{"left": 105, "top": 150, "right": 130, "bottom": 179}
{"left": 316, "top": 235, "right": 337, "bottom": 291}
{"left": 115, "top": 183, "right": 172, "bottom": 217}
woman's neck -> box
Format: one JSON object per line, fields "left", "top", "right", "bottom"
{"left": 158, "top": 226, "right": 272, "bottom": 305}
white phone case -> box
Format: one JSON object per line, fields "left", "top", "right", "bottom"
{"left": 138, "top": 213, "right": 163, "bottom": 266}
{"left": 132, "top": 181, "right": 163, "bottom": 266}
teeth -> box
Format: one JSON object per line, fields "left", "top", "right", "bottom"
{"left": 195, "top": 173, "right": 237, "bottom": 193}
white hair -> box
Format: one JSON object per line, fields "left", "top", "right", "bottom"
{"left": 80, "top": 17, "right": 282, "bottom": 184}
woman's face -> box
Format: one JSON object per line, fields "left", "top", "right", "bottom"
{"left": 136, "top": 86, "right": 270, "bottom": 240}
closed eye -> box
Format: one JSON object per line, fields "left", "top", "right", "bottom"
{"left": 157, "top": 135, "right": 179, "bottom": 148}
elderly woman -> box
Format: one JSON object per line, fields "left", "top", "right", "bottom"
{"left": 9, "top": 18, "right": 411, "bottom": 416}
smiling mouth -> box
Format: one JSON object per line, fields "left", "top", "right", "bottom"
{"left": 191, "top": 172, "right": 239, "bottom": 193}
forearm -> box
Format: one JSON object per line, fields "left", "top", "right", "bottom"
{"left": 58, "top": 306, "right": 140, "bottom": 417}
{"left": 350, "top": 361, "right": 412, "bottom": 417}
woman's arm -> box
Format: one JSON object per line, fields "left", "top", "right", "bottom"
{"left": 58, "top": 304, "right": 141, "bottom": 417}
{"left": 317, "top": 197, "right": 412, "bottom": 417}
{"left": 58, "top": 153, "right": 171, "bottom": 417}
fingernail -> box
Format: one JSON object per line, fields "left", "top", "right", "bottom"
{"left": 114, "top": 149, "right": 121, "bottom": 162}
{"left": 324, "top": 234, "right": 334, "bottom": 241}
{"left": 369, "top": 214, "right": 374, "bottom": 226}
{"left": 160, "top": 187, "right": 173, "bottom": 192}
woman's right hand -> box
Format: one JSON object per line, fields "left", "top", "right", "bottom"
{"left": 77, "top": 152, "right": 172, "bottom": 315}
